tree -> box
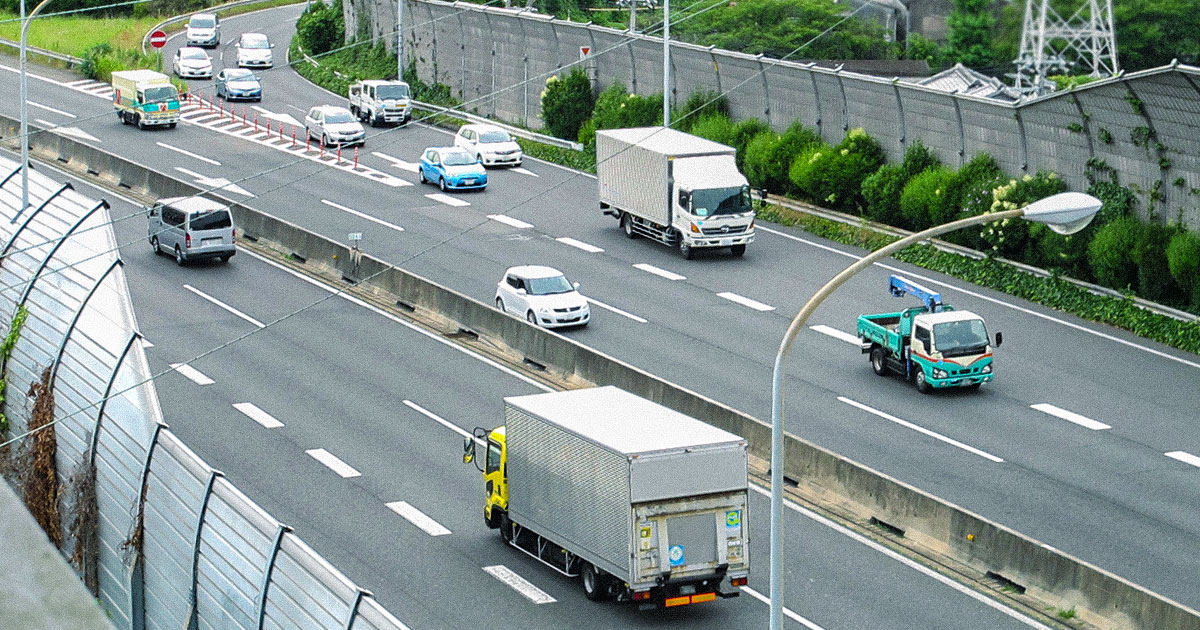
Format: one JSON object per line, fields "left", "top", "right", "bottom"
{"left": 946, "top": 0, "right": 995, "bottom": 70}
{"left": 1114, "top": 0, "right": 1200, "bottom": 70}
{"left": 541, "top": 68, "right": 594, "bottom": 140}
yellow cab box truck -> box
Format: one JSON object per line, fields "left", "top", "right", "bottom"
{"left": 464, "top": 386, "right": 750, "bottom": 609}
{"left": 112, "top": 69, "right": 180, "bottom": 130}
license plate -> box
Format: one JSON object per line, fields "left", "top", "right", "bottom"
{"left": 720, "top": 238, "right": 732, "bottom": 246}
{"left": 202, "top": 238, "right": 222, "bottom": 247}
{"left": 463, "top": 179, "right": 475, "bottom": 185}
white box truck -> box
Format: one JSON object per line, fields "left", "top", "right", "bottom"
{"left": 464, "top": 386, "right": 750, "bottom": 608}
{"left": 597, "top": 126, "right": 757, "bottom": 259}
{"left": 348, "top": 79, "right": 412, "bottom": 126}
{"left": 111, "top": 69, "right": 180, "bottom": 129}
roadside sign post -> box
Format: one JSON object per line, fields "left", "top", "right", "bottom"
{"left": 149, "top": 30, "right": 167, "bottom": 49}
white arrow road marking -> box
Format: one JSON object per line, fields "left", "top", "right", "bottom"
{"left": 838, "top": 396, "right": 1004, "bottom": 462}
{"left": 425, "top": 193, "right": 470, "bottom": 207}
{"left": 306, "top": 448, "right": 362, "bottom": 478}
{"left": 30, "top": 101, "right": 75, "bottom": 117}
{"left": 511, "top": 167, "right": 538, "bottom": 177}
{"left": 633, "top": 263, "right": 685, "bottom": 281}
{"left": 174, "top": 167, "right": 255, "bottom": 198}
{"left": 586, "top": 298, "right": 646, "bottom": 323}
{"left": 556, "top": 237, "right": 603, "bottom": 253}
{"left": 170, "top": 363, "right": 214, "bottom": 386}
{"left": 386, "top": 501, "right": 452, "bottom": 536}
{"left": 718, "top": 291, "right": 775, "bottom": 312}
{"left": 36, "top": 120, "right": 100, "bottom": 143}
{"left": 251, "top": 105, "right": 302, "bottom": 128}
{"left": 483, "top": 565, "right": 556, "bottom": 604}
{"left": 157, "top": 141, "right": 220, "bottom": 166}
{"left": 1166, "top": 451, "right": 1200, "bottom": 468}
{"left": 740, "top": 587, "right": 825, "bottom": 629}
{"left": 1030, "top": 403, "right": 1111, "bottom": 430}
{"left": 371, "top": 151, "right": 419, "bottom": 172}
{"left": 184, "top": 284, "right": 265, "bottom": 328}
{"left": 488, "top": 214, "right": 533, "bottom": 229}
{"left": 321, "top": 199, "right": 404, "bottom": 232}
{"left": 811, "top": 325, "right": 862, "bottom": 345}
{"left": 233, "top": 402, "right": 284, "bottom": 428}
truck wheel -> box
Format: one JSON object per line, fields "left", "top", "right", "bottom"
{"left": 118, "top": 111, "right": 127, "bottom": 124}
{"left": 870, "top": 347, "right": 889, "bottom": 376}
{"left": 499, "top": 513, "right": 514, "bottom": 544}
{"left": 730, "top": 244, "right": 746, "bottom": 257}
{"left": 582, "top": 562, "right": 608, "bottom": 601}
{"left": 679, "top": 239, "right": 695, "bottom": 260}
{"left": 369, "top": 110, "right": 379, "bottom": 127}
{"left": 621, "top": 213, "right": 637, "bottom": 239}
{"left": 136, "top": 114, "right": 146, "bottom": 130}
{"left": 915, "top": 370, "right": 932, "bottom": 394}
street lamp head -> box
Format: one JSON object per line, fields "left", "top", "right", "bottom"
{"left": 1020, "top": 191, "right": 1103, "bottom": 235}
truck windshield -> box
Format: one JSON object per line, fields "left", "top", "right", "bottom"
{"left": 690, "top": 186, "right": 752, "bottom": 217}
{"left": 376, "top": 84, "right": 409, "bottom": 100}
{"left": 933, "top": 320, "right": 990, "bottom": 357}
{"left": 143, "top": 86, "right": 177, "bottom": 104}
{"left": 526, "top": 275, "right": 573, "bottom": 295}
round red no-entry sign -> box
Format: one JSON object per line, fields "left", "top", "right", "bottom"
{"left": 149, "top": 30, "right": 167, "bottom": 48}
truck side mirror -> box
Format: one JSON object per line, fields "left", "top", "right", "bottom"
{"left": 462, "top": 437, "right": 474, "bottom": 464}
{"left": 994, "top": 331, "right": 1003, "bottom": 347}
{"left": 757, "top": 188, "right": 769, "bottom": 207}
{"left": 148, "top": 206, "right": 159, "bottom": 217}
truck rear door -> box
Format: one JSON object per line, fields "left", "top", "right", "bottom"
{"left": 632, "top": 492, "right": 748, "bottom": 584}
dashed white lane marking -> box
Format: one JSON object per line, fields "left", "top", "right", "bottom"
{"left": 386, "top": 501, "right": 452, "bottom": 536}
{"left": 170, "top": 363, "right": 215, "bottom": 386}
{"left": 718, "top": 291, "right": 775, "bottom": 312}
{"left": 488, "top": 214, "right": 533, "bottom": 229}
{"left": 482, "top": 565, "right": 556, "bottom": 604}
{"left": 233, "top": 402, "right": 284, "bottom": 428}
{"left": 156, "top": 141, "right": 221, "bottom": 166}
{"left": 586, "top": 298, "right": 647, "bottom": 323}
{"left": 371, "top": 151, "right": 419, "bottom": 172}
{"left": 1030, "top": 403, "right": 1111, "bottom": 431}
{"left": 511, "top": 167, "right": 538, "bottom": 177}
{"left": 30, "top": 101, "right": 75, "bottom": 117}
{"left": 556, "top": 237, "right": 603, "bottom": 253}
{"left": 426, "top": 193, "right": 470, "bottom": 207}
{"left": 1166, "top": 451, "right": 1200, "bottom": 468}
{"left": 811, "top": 324, "right": 862, "bottom": 345}
{"left": 633, "top": 263, "right": 685, "bottom": 281}
{"left": 184, "top": 284, "right": 266, "bottom": 328}
{"left": 305, "top": 448, "right": 362, "bottom": 478}
{"left": 740, "top": 587, "right": 825, "bottom": 629}
{"left": 838, "top": 396, "right": 1004, "bottom": 463}
{"left": 321, "top": 199, "right": 405, "bottom": 232}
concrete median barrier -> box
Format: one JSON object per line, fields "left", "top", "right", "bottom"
{"left": 4, "top": 113, "right": 1194, "bottom": 630}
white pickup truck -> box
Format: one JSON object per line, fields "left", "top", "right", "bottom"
{"left": 347, "top": 80, "right": 412, "bottom": 126}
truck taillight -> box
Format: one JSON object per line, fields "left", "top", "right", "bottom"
{"left": 185, "top": 233, "right": 191, "bottom": 248}
{"left": 730, "top": 577, "right": 748, "bottom": 587}
{"left": 631, "top": 590, "right": 651, "bottom": 601}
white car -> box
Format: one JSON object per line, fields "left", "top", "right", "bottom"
{"left": 495, "top": 265, "right": 590, "bottom": 328}
{"left": 305, "top": 105, "right": 365, "bottom": 147}
{"left": 454, "top": 123, "right": 523, "bottom": 167}
{"left": 185, "top": 12, "right": 220, "bottom": 48}
{"left": 235, "top": 32, "right": 273, "bottom": 68}
{"left": 172, "top": 47, "right": 212, "bottom": 79}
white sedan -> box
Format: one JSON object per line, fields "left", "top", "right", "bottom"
{"left": 495, "top": 265, "right": 590, "bottom": 328}
{"left": 236, "top": 32, "right": 273, "bottom": 68}
{"left": 172, "top": 47, "right": 212, "bottom": 79}
{"left": 454, "top": 123, "right": 523, "bottom": 167}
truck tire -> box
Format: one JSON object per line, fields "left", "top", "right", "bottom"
{"left": 499, "top": 512, "right": 514, "bottom": 544}
{"left": 118, "top": 110, "right": 127, "bottom": 124}
{"left": 679, "top": 239, "right": 695, "bottom": 260}
{"left": 581, "top": 562, "right": 609, "bottom": 601}
{"left": 730, "top": 244, "right": 746, "bottom": 257}
{"left": 136, "top": 114, "right": 146, "bottom": 130}
{"left": 621, "top": 213, "right": 637, "bottom": 239}
{"left": 915, "top": 369, "right": 932, "bottom": 394}
{"left": 870, "top": 347, "right": 889, "bottom": 376}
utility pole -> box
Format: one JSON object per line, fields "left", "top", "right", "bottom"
{"left": 396, "top": 0, "right": 404, "bottom": 80}
{"left": 661, "top": 0, "right": 669, "bottom": 127}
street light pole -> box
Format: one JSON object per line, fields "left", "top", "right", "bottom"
{"left": 18, "top": 0, "right": 52, "bottom": 222}
{"left": 661, "top": 0, "right": 669, "bottom": 126}
{"left": 767, "top": 192, "right": 1102, "bottom": 630}
{"left": 396, "top": 0, "right": 404, "bottom": 80}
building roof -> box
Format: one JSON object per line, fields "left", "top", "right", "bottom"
{"left": 911, "top": 63, "right": 1023, "bottom": 102}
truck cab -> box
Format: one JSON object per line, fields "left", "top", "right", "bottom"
{"left": 469, "top": 426, "right": 508, "bottom": 528}
{"left": 348, "top": 80, "right": 412, "bottom": 126}
{"left": 671, "top": 158, "right": 757, "bottom": 258}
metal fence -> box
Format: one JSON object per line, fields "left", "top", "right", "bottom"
{"left": 396, "top": 0, "right": 1200, "bottom": 228}
{"left": 0, "top": 154, "right": 407, "bottom": 630}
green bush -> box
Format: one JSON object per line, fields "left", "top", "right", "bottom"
{"left": 741, "top": 122, "right": 822, "bottom": 194}
{"left": 862, "top": 140, "right": 941, "bottom": 226}
{"left": 297, "top": 0, "right": 344, "bottom": 56}
{"left": 673, "top": 89, "right": 729, "bottom": 133}
{"left": 540, "top": 68, "right": 594, "bottom": 140}
{"left": 941, "top": 154, "right": 1005, "bottom": 249}
{"left": 899, "top": 166, "right": 956, "bottom": 231}
{"left": 981, "top": 172, "right": 1066, "bottom": 259}
{"left": 743, "top": 132, "right": 779, "bottom": 190}
{"left": 1135, "top": 223, "right": 1183, "bottom": 303}
{"left": 78, "top": 42, "right": 162, "bottom": 82}
{"left": 1087, "top": 181, "right": 1138, "bottom": 224}
{"left": 1167, "top": 230, "right": 1200, "bottom": 308}
{"left": 688, "top": 113, "right": 737, "bottom": 146}
{"left": 1088, "top": 215, "right": 1142, "bottom": 289}
{"left": 789, "top": 129, "right": 884, "bottom": 213}
{"left": 729, "top": 118, "right": 772, "bottom": 171}
{"left": 577, "top": 83, "right": 662, "bottom": 148}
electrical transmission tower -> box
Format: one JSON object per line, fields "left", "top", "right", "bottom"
{"left": 1013, "top": 0, "right": 1118, "bottom": 95}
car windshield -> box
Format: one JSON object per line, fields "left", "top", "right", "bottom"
{"left": 324, "top": 110, "right": 354, "bottom": 123}
{"left": 690, "top": 186, "right": 752, "bottom": 217}
{"left": 190, "top": 16, "right": 215, "bottom": 28}
{"left": 241, "top": 35, "right": 269, "bottom": 48}
{"left": 479, "top": 130, "right": 511, "bottom": 143}
{"left": 143, "top": 86, "right": 177, "bottom": 103}
{"left": 225, "top": 69, "right": 254, "bottom": 81}
{"left": 933, "top": 319, "right": 990, "bottom": 357}
{"left": 376, "top": 84, "right": 409, "bottom": 99}
{"left": 189, "top": 209, "right": 232, "bottom": 230}
{"left": 181, "top": 49, "right": 208, "bottom": 60}
{"left": 442, "top": 152, "right": 476, "bottom": 166}
{"left": 527, "top": 274, "right": 573, "bottom": 295}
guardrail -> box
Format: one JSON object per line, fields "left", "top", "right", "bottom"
{"left": 0, "top": 36, "right": 82, "bottom": 67}
{"left": 139, "top": 0, "right": 290, "bottom": 54}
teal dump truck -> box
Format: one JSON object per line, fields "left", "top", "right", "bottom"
{"left": 857, "top": 275, "right": 1002, "bottom": 393}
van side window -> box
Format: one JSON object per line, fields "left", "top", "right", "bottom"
{"left": 163, "top": 207, "right": 185, "bottom": 226}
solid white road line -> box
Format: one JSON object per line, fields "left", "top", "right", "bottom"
{"left": 633, "top": 263, "right": 686, "bottom": 281}
{"left": 305, "top": 448, "right": 362, "bottom": 478}
{"left": 321, "top": 199, "right": 405, "bottom": 232}
{"left": 740, "top": 587, "right": 825, "bottom": 629}
{"left": 30, "top": 101, "right": 75, "bottom": 118}
{"left": 555, "top": 237, "right": 603, "bottom": 253}
{"left": 718, "top": 291, "right": 775, "bottom": 312}
{"left": 747, "top": 485, "right": 1054, "bottom": 630}
{"left": 1030, "top": 403, "right": 1111, "bottom": 431}
{"left": 170, "top": 363, "right": 214, "bottom": 386}
{"left": 488, "top": 214, "right": 533, "bottom": 229}
{"left": 184, "top": 284, "right": 266, "bottom": 328}
{"left": 1166, "top": 451, "right": 1200, "bottom": 468}
{"left": 385, "top": 501, "right": 452, "bottom": 536}
{"left": 371, "top": 151, "right": 419, "bottom": 172}
{"left": 156, "top": 141, "right": 221, "bottom": 166}
{"left": 511, "top": 167, "right": 538, "bottom": 177}
{"left": 838, "top": 396, "right": 1004, "bottom": 463}
{"left": 482, "top": 565, "right": 556, "bottom": 604}
{"left": 811, "top": 325, "right": 862, "bottom": 345}
{"left": 233, "top": 402, "right": 284, "bottom": 429}
{"left": 586, "top": 298, "right": 647, "bottom": 323}
{"left": 426, "top": 193, "right": 470, "bottom": 207}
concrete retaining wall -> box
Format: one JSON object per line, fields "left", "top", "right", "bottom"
{"left": 5, "top": 118, "right": 1198, "bottom": 630}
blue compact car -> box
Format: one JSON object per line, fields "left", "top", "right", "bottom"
{"left": 418, "top": 147, "right": 488, "bottom": 192}
{"left": 215, "top": 68, "right": 262, "bottom": 102}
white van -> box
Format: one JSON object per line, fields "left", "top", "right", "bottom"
{"left": 148, "top": 197, "right": 236, "bottom": 265}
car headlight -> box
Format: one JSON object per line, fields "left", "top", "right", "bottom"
{"left": 932, "top": 369, "right": 948, "bottom": 379}
{"left": 981, "top": 364, "right": 992, "bottom": 374}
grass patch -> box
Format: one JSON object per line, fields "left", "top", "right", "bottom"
{"left": 1056, "top": 606, "right": 1077, "bottom": 619}
{"left": 0, "top": 13, "right": 160, "bottom": 57}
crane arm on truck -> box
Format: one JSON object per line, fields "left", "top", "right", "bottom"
{"left": 888, "top": 274, "right": 943, "bottom": 313}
